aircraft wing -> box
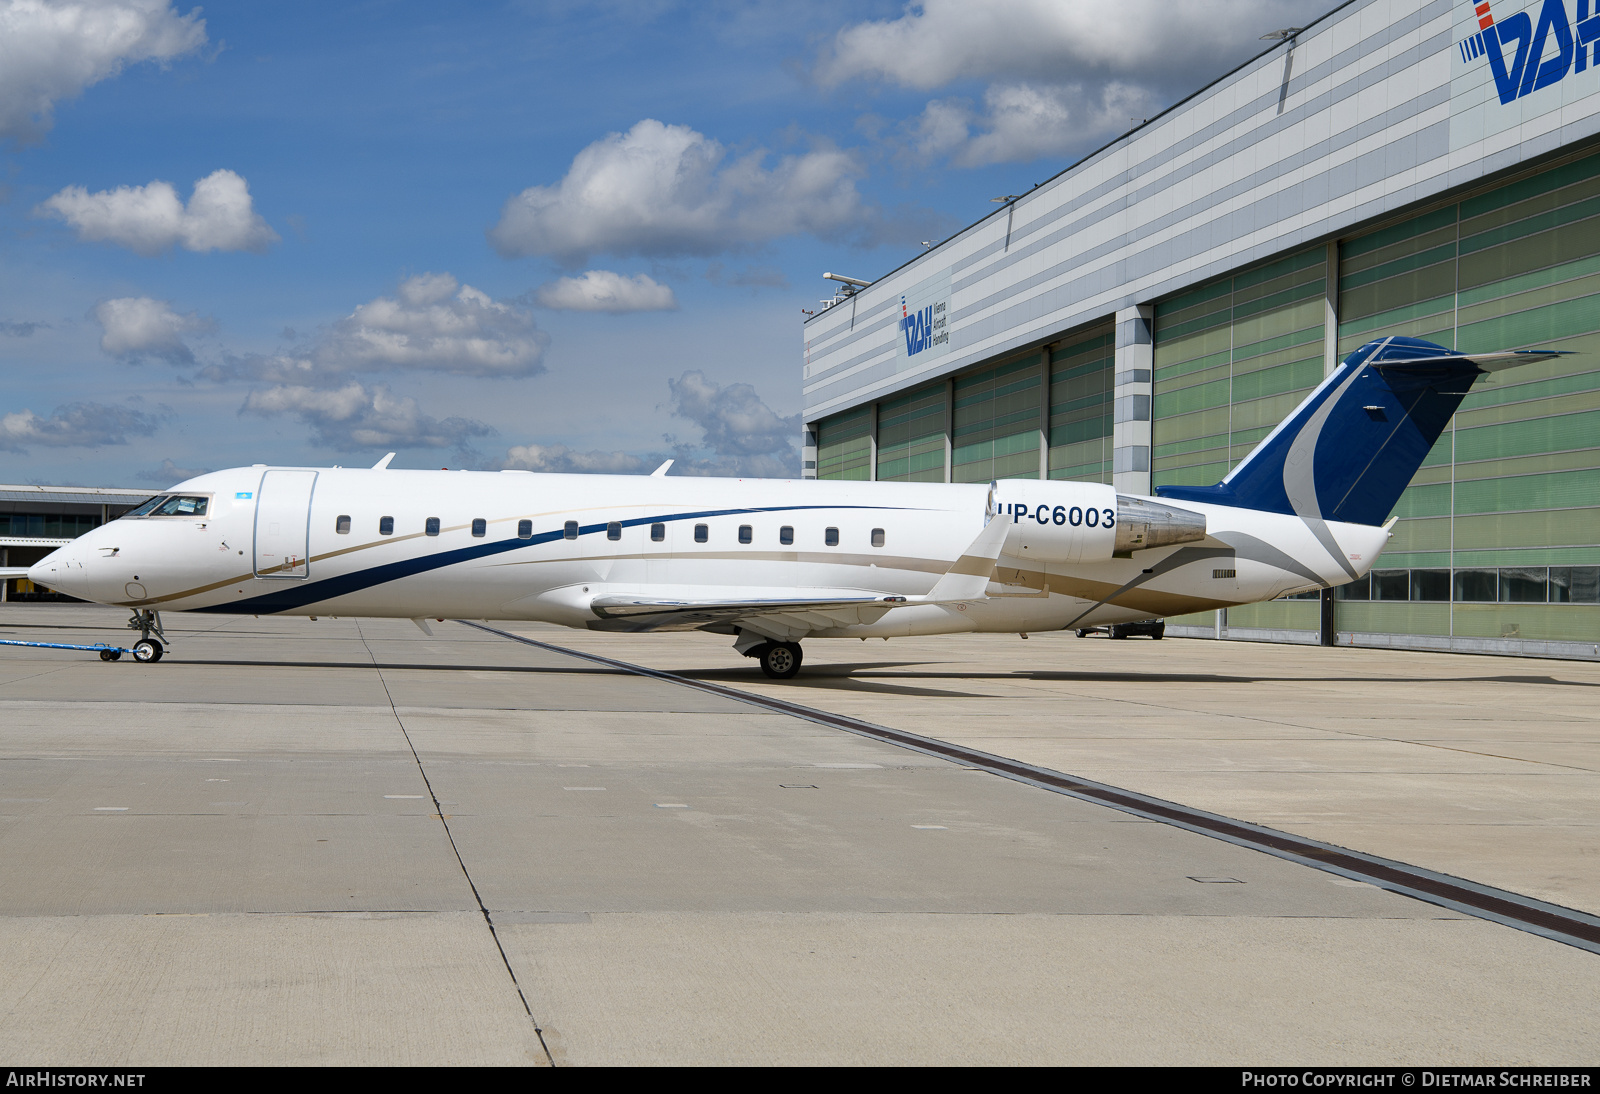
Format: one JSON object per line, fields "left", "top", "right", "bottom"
{"left": 587, "top": 593, "right": 908, "bottom": 635}
{"left": 585, "top": 517, "right": 1009, "bottom": 638}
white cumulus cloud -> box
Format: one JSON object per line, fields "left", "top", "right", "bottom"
{"left": 0, "top": 401, "right": 162, "bottom": 451}
{"left": 822, "top": 0, "right": 1326, "bottom": 167}
{"left": 139, "top": 456, "right": 212, "bottom": 484}
{"left": 818, "top": 0, "right": 1319, "bottom": 90}
{"left": 38, "top": 169, "right": 279, "bottom": 256}
{"left": 489, "top": 119, "right": 870, "bottom": 264}
{"left": 496, "top": 372, "right": 803, "bottom": 479}
{"left": 534, "top": 270, "right": 677, "bottom": 313}
{"left": 499, "top": 443, "right": 648, "bottom": 474}
{"left": 0, "top": 0, "right": 206, "bottom": 141}
{"left": 909, "top": 81, "right": 1161, "bottom": 167}
{"left": 239, "top": 382, "right": 493, "bottom": 453}
{"left": 217, "top": 273, "right": 548, "bottom": 382}
{"left": 95, "top": 295, "right": 205, "bottom": 363}
{"left": 667, "top": 369, "right": 799, "bottom": 460}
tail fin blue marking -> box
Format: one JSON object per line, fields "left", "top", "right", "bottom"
{"left": 1155, "top": 337, "right": 1523, "bottom": 528}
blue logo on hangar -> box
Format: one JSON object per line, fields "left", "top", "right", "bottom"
{"left": 899, "top": 294, "right": 948, "bottom": 357}
{"left": 1461, "top": 0, "right": 1600, "bottom": 103}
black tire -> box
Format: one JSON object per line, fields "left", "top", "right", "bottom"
{"left": 110, "top": 650, "right": 122, "bottom": 660}
{"left": 1152, "top": 623, "right": 1166, "bottom": 640}
{"left": 99, "top": 648, "right": 115, "bottom": 661}
{"left": 132, "top": 639, "right": 162, "bottom": 664}
{"left": 1110, "top": 625, "right": 1130, "bottom": 639}
{"left": 759, "top": 641, "right": 802, "bottom": 679}
{"left": 1076, "top": 629, "right": 1089, "bottom": 638}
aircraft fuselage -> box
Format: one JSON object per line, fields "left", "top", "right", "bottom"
{"left": 32, "top": 465, "right": 1389, "bottom": 640}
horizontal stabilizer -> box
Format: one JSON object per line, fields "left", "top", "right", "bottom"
{"left": 1367, "top": 349, "right": 1571, "bottom": 372}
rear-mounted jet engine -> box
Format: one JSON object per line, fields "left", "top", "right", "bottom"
{"left": 990, "top": 481, "right": 1206, "bottom": 563}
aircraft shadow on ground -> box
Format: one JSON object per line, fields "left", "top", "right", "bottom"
{"left": 95, "top": 657, "right": 1598, "bottom": 693}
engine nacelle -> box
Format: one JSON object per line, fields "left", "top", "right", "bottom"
{"left": 990, "top": 481, "right": 1207, "bottom": 564}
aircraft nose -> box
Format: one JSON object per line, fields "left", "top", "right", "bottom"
{"left": 28, "top": 548, "right": 81, "bottom": 592}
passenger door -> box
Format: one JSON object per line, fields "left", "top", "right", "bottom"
{"left": 253, "top": 470, "right": 317, "bottom": 578}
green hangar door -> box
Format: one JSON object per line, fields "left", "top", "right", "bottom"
{"left": 253, "top": 470, "right": 317, "bottom": 579}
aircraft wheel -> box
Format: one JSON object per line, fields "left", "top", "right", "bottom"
{"left": 1109, "top": 625, "right": 1130, "bottom": 639}
{"left": 132, "top": 639, "right": 163, "bottom": 663}
{"left": 759, "top": 641, "right": 802, "bottom": 679}
{"left": 1075, "top": 629, "right": 1090, "bottom": 638}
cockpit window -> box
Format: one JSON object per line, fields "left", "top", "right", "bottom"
{"left": 125, "top": 496, "right": 165, "bottom": 517}
{"left": 153, "top": 495, "right": 208, "bottom": 516}
{"left": 127, "top": 494, "right": 209, "bottom": 517}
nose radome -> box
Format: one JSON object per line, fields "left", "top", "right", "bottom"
{"left": 28, "top": 548, "right": 80, "bottom": 592}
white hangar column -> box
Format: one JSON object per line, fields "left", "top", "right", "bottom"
{"left": 1111, "top": 305, "right": 1154, "bottom": 496}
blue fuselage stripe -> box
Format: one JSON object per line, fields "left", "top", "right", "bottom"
{"left": 194, "top": 504, "right": 906, "bottom": 615}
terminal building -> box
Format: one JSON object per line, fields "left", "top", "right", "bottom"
{"left": 801, "top": 0, "right": 1600, "bottom": 661}
{"left": 0, "top": 485, "right": 148, "bottom": 601}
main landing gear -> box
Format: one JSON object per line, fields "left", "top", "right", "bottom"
{"left": 735, "top": 632, "right": 803, "bottom": 679}
{"left": 126, "top": 609, "right": 166, "bottom": 663}
{"left": 756, "top": 641, "right": 803, "bottom": 679}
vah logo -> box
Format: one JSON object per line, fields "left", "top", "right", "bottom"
{"left": 1460, "top": 0, "right": 1600, "bottom": 103}
{"left": 899, "top": 294, "right": 948, "bottom": 356}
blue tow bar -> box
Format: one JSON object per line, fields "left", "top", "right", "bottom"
{"left": 0, "top": 638, "right": 135, "bottom": 661}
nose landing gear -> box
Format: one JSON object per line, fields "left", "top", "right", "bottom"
{"left": 126, "top": 609, "right": 166, "bottom": 663}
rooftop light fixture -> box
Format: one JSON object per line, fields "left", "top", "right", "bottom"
{"left": 1260, "top": 27, "right": 1303, "bottom": 39}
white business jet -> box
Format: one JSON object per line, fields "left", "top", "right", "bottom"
{"left": 29, "top": 338, "right": 1559, "bottom": 676}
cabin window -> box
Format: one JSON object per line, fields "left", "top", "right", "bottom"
{"left": 517, "top": 520, "right": 532, "bottom": 539}
{"left": 871, "top": 528, "right": 885, "bottom": 548}
{"left": 425, "top": 517, "right": 440, "bottom": 536}
{"left": 825, "top": 526, "right": 839, "bottom": 546}
{"left": 738, "top": 524, "right": 753, "bottom": 544}
{"left": 379, "top": 516, "right": 394, "bottom": 536}
{"left": 607, "top": 521, "right": 622, "bottom": 541}
{"left": 694, "top": 523, "right": 708, "bottom": 543}
{"left": 336, "top": 515, "right": 351, "bottom": 535}
{"left": 651, "top": 523, "right": 665, "bottom": 542}
{"left": 564, "top": 521, "right": 578, "bottom": 540}
{"left": 779, "top": 526, "right": 794, "bottom": 545}
{"left": 471, "top": 518, "right": 486, "bottom": 538}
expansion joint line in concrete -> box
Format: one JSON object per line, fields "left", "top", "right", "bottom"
{"left": 355, "top": 622, "right": 557, "bottom": 1067}
{"left": 460, "top": 620, "right": 1600, "bottom": 959}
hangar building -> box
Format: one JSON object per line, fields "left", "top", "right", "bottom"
{"left": 800, "top": 0, "right": 1600, "bottom": 660}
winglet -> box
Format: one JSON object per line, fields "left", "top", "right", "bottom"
{"left": 372, "top": 452, "right": 396, "bottom": 470}
{"left": 650, "top": 459, "right": 674, "bottom": 477}
{"left": 922, "top": 517, "right": 1009, "bottom": 602}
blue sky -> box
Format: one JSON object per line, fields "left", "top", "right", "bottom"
{"left": 0, "top": 0, "right": 1326, "bottom": 486}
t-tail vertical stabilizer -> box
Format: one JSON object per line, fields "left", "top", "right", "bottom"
{"left": 1154, "top": 336, "right": 1568, "bottom": 527}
